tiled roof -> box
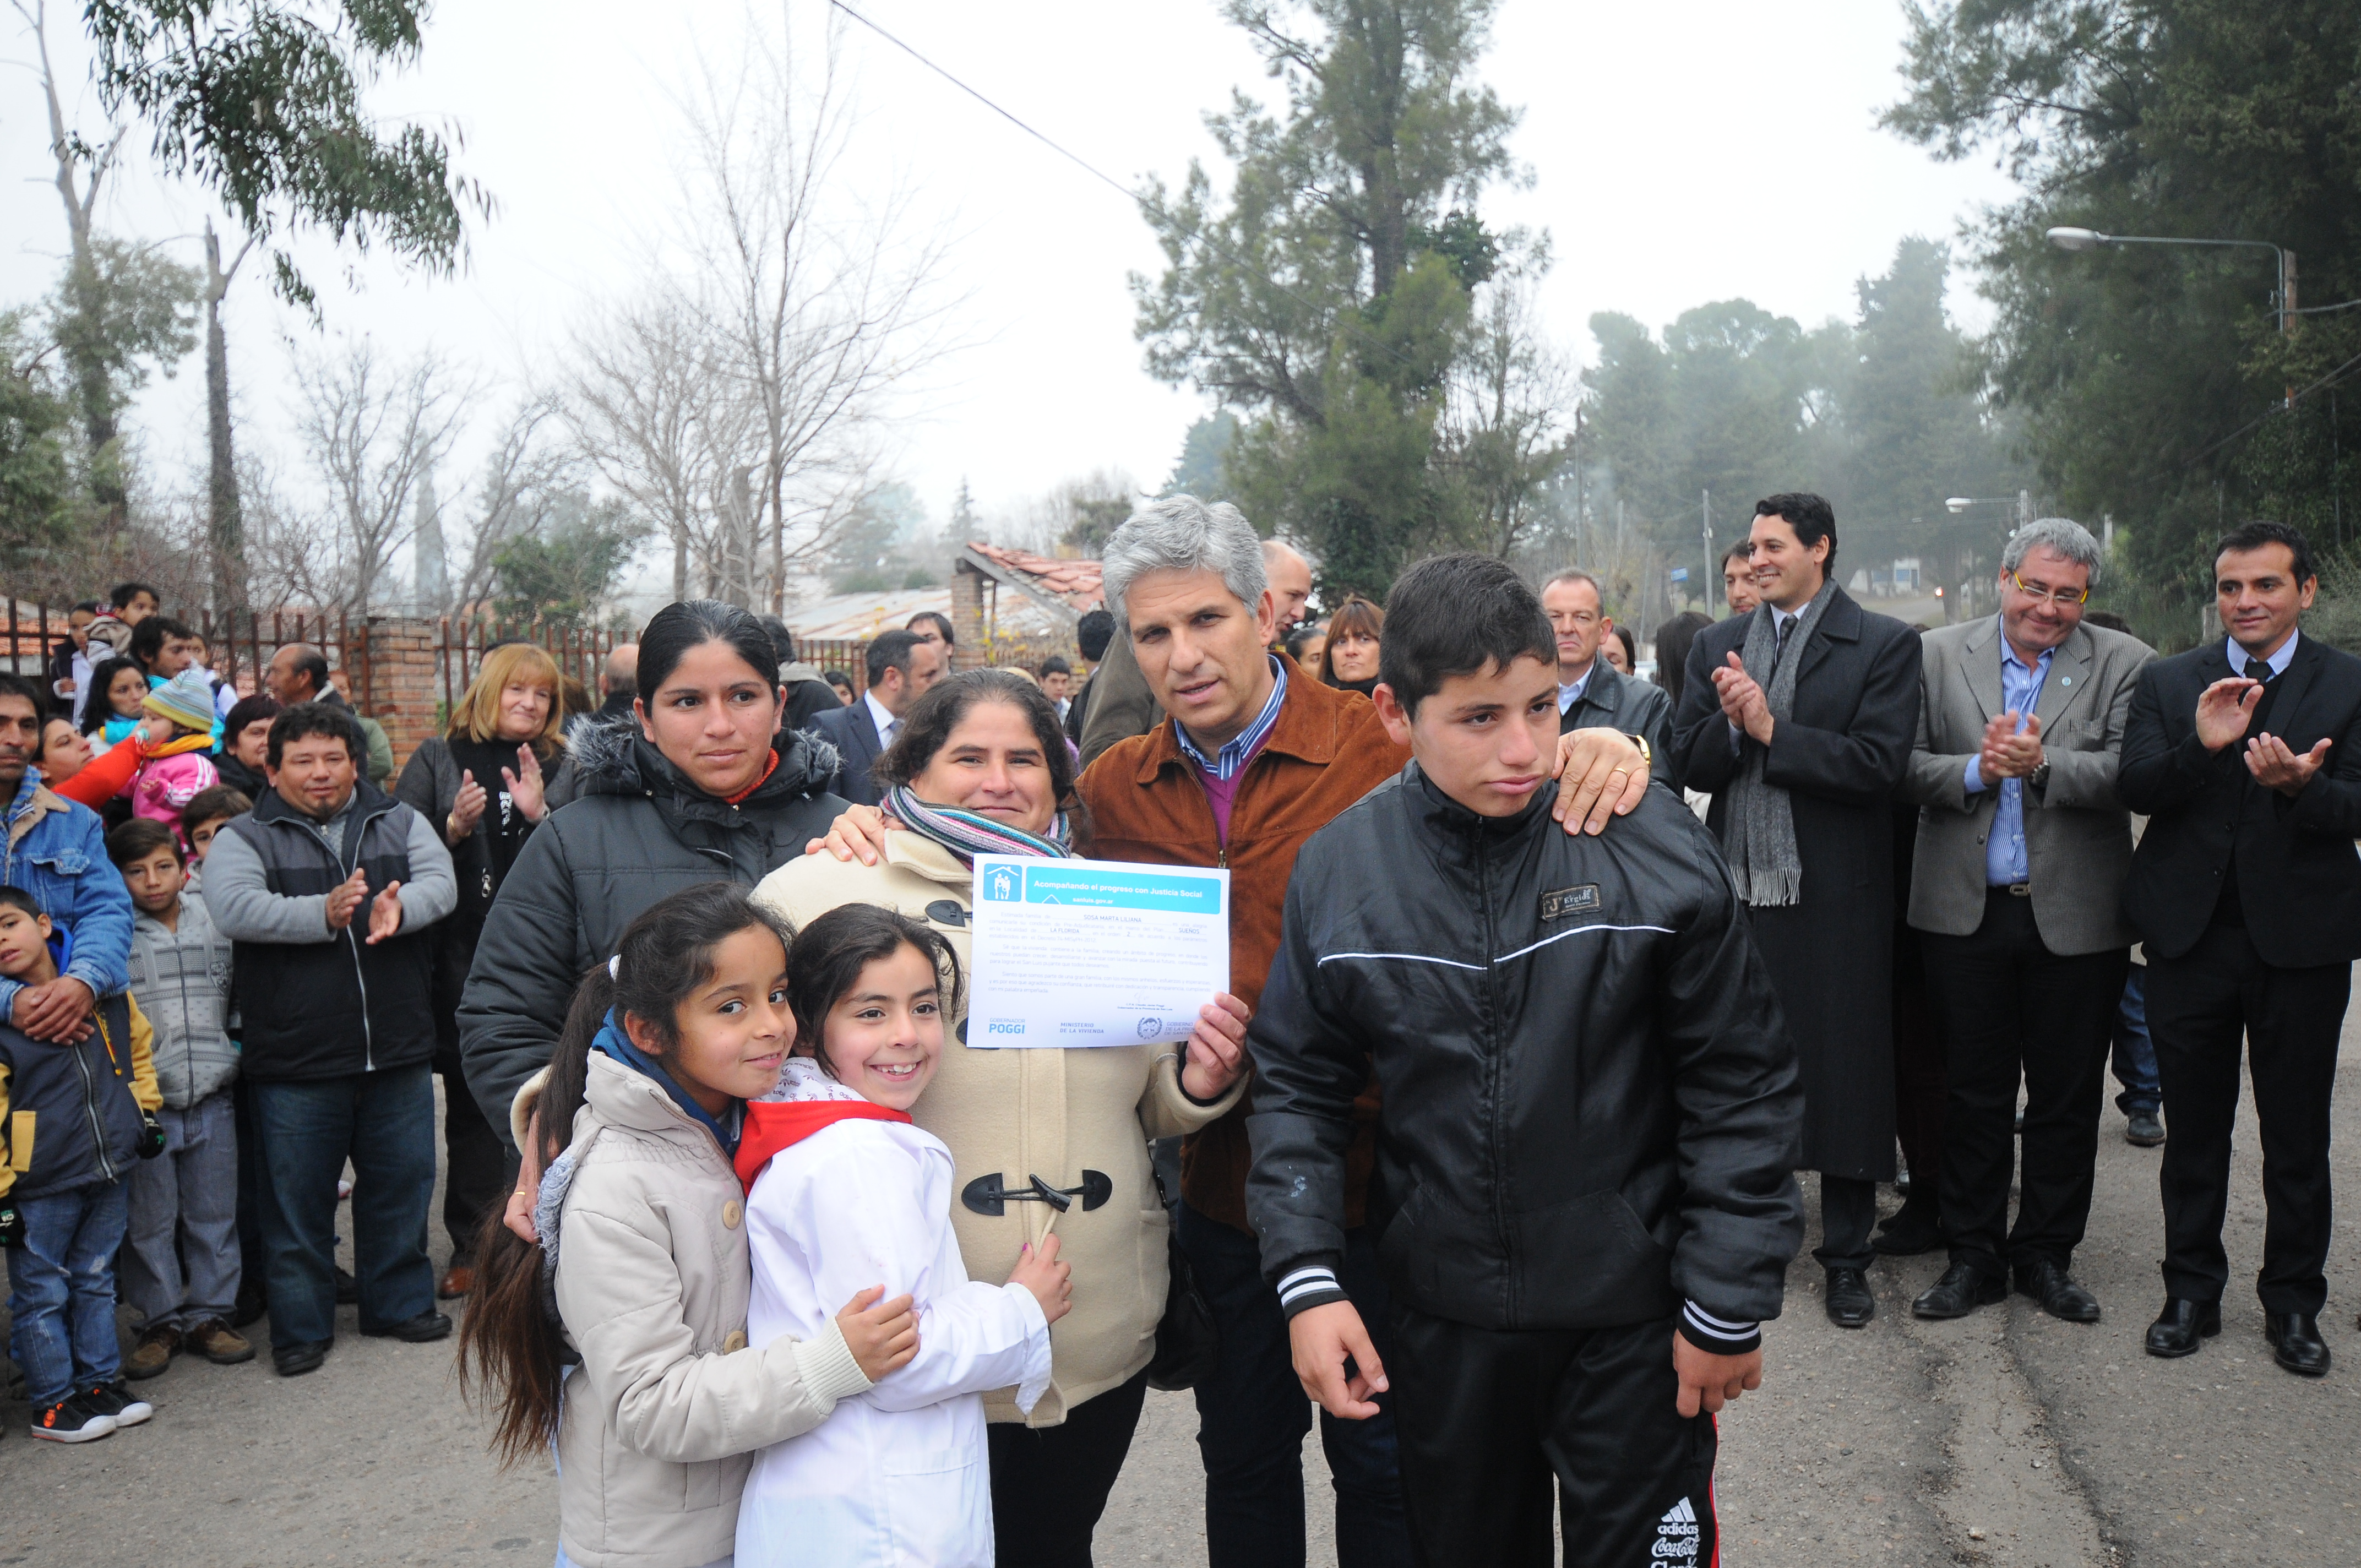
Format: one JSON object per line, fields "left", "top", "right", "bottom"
{"left": 961, "top": 542, "right": 1104, "bottom": 609}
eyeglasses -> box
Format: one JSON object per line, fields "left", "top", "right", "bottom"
{"left": 2010, "top": 573, "right": 2090, "bottom": 607}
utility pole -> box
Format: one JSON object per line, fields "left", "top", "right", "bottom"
{"left": 1571, "top": 406, "right": 1586, "bottom": 567}
{"left": 1701, "top": 490, "right": 1714, "bottom": 612}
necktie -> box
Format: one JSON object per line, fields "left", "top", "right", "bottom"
{"left": 2246, "top": 656, "right": 2275, "bottom": 685}
{"left": 1775, "top": 615, "right": 1794, "bottom": 664}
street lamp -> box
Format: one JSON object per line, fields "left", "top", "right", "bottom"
{"left": 2044, "top": 226, "right": 2295, "bottom": 335}
{"left": 1946, "top": 492, "right": 2034, "bottom": 531}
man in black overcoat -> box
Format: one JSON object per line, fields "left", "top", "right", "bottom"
{"left": 1672, "top": 493, "right": 1923, "bottom": 1330}
{"left": 2119, "top": 521, "right": 2361, "bottom": 1377}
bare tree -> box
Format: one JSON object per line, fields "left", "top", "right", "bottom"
{"left": 440, "top": 395, "right": 575, "bottom": 616}
{"left": 242, "top": 451, "right": 347, "bottom": 613}
{"left": 673, "top": 7, "right": 960, "bottom": 612}
{"left": 287, "top": 337, "right": 470, "bottom": 617}
{"left": 1443, "top": 265, "right": 1575, "bottom": 560}
{"left": 563, "top": 291, "right": 749, "bottom": 601}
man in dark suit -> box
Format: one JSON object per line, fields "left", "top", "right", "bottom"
{"left": 2119, "top": 521, "right": 2361, "bottom": 1377}
{"left": 806, "top": 628, "right": 943, "bottom": 806}
{"left": 1672, "top": 493, "right": 1923, "bottom": 1330}
{"left": 1542, "top": 569, "right": 1675, "bottom": 771}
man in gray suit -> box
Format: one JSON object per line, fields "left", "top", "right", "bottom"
{"left": 1901, "top": 518, "right": 2156, "bottom": 1324}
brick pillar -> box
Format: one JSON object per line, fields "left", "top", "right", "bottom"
{"left": 352, "top": 616, "right": 444, "bottom": 776}
{"left": 950, "top": 559, "right": 989, "bottom": 670}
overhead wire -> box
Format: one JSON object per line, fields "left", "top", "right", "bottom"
{"left": 826, "top": 0, "right": 1435, "bottom": 383}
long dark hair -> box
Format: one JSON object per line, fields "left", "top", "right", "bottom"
{"left": 1651, "top": 611, "right": 1713, "bottom": 711}
{"left": 636, "top": 600, "right": 782, "bottom": 709}
{"left": 82, "top": 657, "right": 147, "bottom": 734}
{"left": 786, "top": 904, "right": 962, "bottom": 1081}
{"left": 873, "top": 668, "right": 1077, "bottom": 807}
{"left": 459, "top": 881, "right": 796, "bottom": 1467}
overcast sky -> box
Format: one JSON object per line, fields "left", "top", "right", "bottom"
{"left": 3, "top": 0, "right": 2019, "bottom": 574}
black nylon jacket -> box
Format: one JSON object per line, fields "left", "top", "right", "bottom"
{"left": 456, "top": 722, "right": 846, "bottom": 1151}
{"left": 1244, "top": 766, "right": 1804, "bottom": 1341}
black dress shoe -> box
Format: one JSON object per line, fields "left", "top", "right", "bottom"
{"left": 2265, "top": 1313, "right": 2331, "bottom": 1377}
{"left": 2125, "top": 1110, "right": 2165, "bottom": 1147}
{"left": 361, "top": 1310, "right": 453, "bottom": 1344}
{"left": 2014, "top": 1259, "right": 2101, "bottom": 1322}
{"left": 335, "top": 1265, "right": 359, "bottom": 1305}
{"left": 1913, "top": 1260, "right": 2006, "bottom": 1319}
{"left": 1824, "top": 1266, "right": 1875, "bottom": 1328}
{"left": 2144, "top": 1297, "right": 2221, "bottom": 1358}
{"left": 1872, "top": 1201, "right": 1946, "bottom": 1256}
{"left": 273, "top": 1338, "right": 332, "bottom": 1377}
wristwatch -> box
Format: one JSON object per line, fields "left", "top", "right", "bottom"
{"left": 2028, "top": 760, "right": 2052, "bottom": 795}
{"left": 1623, "top": 732, "right": 1653, "bottom": 771}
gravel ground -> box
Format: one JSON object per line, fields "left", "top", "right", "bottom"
{"left": 2, "top": 991, "right": 2356, "bottom": 1567}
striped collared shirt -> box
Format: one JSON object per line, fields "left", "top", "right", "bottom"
{"left": 1173, "top": 656, "right": 1290, "bottom": 782}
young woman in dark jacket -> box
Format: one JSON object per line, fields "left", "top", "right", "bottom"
{"left": 455, "top": 601, "right": 849, "bottom": 1160}
{"left": 394, "top": 643, "right": 564, "bottom": 1298}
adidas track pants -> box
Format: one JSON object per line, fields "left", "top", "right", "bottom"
{"left": 1384, "top": 1308, "right": 1718, "bottom": 1568}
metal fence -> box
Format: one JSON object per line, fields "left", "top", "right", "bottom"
{"left": 0, "top": 599, "right": 1082, "bottom": 721}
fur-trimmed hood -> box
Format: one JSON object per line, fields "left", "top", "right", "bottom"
{"left": 564, "top": 716, "right": 840, "bottom": 805}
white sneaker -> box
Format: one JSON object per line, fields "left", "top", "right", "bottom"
{"left": 85, "top": 1381, "right": 152, "bottom": 1427}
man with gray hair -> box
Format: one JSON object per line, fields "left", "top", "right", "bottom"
{"left": 1898, "top": 516, "right": 2156, "bottom": 1324}
{"left": 1080, "top": 530, "right": 1313, "bottom": 766}
{"left": 1079, "top": 494, "right": 1654, "bottom": 1567}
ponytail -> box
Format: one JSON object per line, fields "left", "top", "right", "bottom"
{"left": 457, "top": 880, "right": 795, "bottom": 1467}
{"left": 458, "top": 964, "right": 613, "bottom": 1467}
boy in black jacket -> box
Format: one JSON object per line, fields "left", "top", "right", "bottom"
{"left": 1244, "top": 554, "right": 1805, "bottom": 1567}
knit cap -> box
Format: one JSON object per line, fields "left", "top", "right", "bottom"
{"left": 142, "top": 669, "right": 219, "bottom": 734}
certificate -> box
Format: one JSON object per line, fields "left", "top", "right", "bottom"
{"left": 966, "top": 854, "right": 1230, "bottom": 1048}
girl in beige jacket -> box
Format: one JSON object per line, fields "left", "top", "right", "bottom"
{"left": 754, "top": 671, "right": 1252, "bottom": 1560}
{"left": 460, "top": 883, "right": 920, "bottom": 1568}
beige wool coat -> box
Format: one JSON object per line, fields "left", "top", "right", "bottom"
{"left": 755, "top": 832, "right": 1245, "bottom": 1426}
{"left": 529, "top": 1052, "right": 874, "bottom": 1568}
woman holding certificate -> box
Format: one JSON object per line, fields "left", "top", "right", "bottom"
{"left": 754, "top": 668, "right": 1251, "bottom": 1567}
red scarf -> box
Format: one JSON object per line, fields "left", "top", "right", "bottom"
{"left": 733, "top": 1098, "right": 911, "bottom": 1191}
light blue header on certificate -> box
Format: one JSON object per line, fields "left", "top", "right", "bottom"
{"left": 976, "top": 860, "right": 1223, "bottom": 914}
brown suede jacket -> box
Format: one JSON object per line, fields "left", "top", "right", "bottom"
{"left": 1080, "top": 671, "right": 1399, "bottom": 1232}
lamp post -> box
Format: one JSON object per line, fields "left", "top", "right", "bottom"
{"left": 2047, "top": 226, "right": 2297, "bottom": 405}
{"left": 1944, "top": 493, "right": 2032, "bottom": 620}
{"left": 2044, "top": 227, "right": 2294, "bottom": 334}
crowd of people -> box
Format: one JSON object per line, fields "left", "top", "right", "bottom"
{"left": 0, "top": 486, "right": 2353, "bottom": 1568}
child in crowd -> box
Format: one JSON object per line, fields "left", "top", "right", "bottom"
{"left": 128, "top": 671, "right": 220, "bottom": 846}
{"left": 177, "top": 786, "right": 254, "bottom": 888}
{"left": 735, "top": 903, "right": 1072, "bottom": 1568}
{"left": 108, "top": 821, "right": 251, "bottom": 1379}
{"left": 460, "top": 882, "right": 921, "bottom": 1568}
{"left": 0, "top": 885, "right": 167, "bottom": 1442}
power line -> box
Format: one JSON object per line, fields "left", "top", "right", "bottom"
{"left": 826, "top": 0, "right": 1432, "bottom": 383}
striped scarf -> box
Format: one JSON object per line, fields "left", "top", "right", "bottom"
{"left": 885, "top": 784, "right": 1071, "bottom": 862}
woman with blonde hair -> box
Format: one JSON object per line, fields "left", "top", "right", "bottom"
{"left": 394, "top": 641, "right": 565, "bottom": 1298}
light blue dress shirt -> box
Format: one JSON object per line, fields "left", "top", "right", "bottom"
{"left": 1963, "top": 619, "right": 2053, "bottom": 886}
{"left": 2227, "top": 629, "right": 2300, "bottom": 680}
{"left": 1558, "top": 661, "right": 1596, "bottom": 715}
